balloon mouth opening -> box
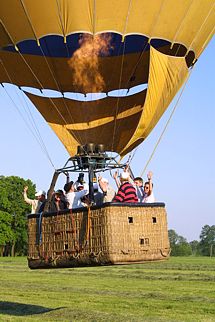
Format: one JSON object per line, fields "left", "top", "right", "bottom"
{"left": 9, "top": 83, "right": 148, "bottom": 101}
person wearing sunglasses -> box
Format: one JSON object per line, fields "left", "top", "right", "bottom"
{"left": 142, "top": 171, "right": 155, "bottom": 203}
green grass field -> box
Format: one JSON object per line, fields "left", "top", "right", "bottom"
{"left": 0, "top": 256, "right": 215, "bottom": 322}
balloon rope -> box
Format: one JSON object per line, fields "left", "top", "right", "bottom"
{"left": 111, "top": 0, "right": 132, "bottom": 152}
{"left": 197, "top": 25, "right": 215, "bottom": 58}
{"left": 18, "top": 49, "right": 84, "bottom": 146}
{"left": 188, "top": 2, "right": 215, "bottom": 60}
{"left": 112, "top": 0, "right": 166, "bottom": 151}
{"left": 20, "top": 0, "right": 40, "bottom": 45}
{"left": 39, "top": 45, "right": 84, "bottom": 145}
{"left": 170, "top": 0, "right": 195, "bottom": 48}
{"left": 129, "top": 147, "right": 138, "bottom": 164}
{"left": 140, "top": 1, "right": 215, "bottom": 178}
{"left": 122, "top": 0, "right": 132, "bottom": 38}
{"left": 55, "top": 0, "right": 67, "bottom": 42}
{"left": 21, "top": 90, "right": 56, "bottom": 167}
{"left": 1, "top": 85, "right": 55, "bottom": 169}
{"left": 140, "top": 67, "right": 193, "bottom": 178}
{"left": 0, "top": 61, "right": 55, "bottom": 168}
{"left": 111, "top": 43, "right": 126, "bottom": 152}
{"left": 148, "top": 0, "right": 166, "bottom": 42}
{"left": 93, "top": 0, "right": 96, "bottom": 35}
{"left": 0, "top": 20, "right": 19, "bottom": 51}
{"left": 124, "top": 0, "right": 165, "bottom": 89}
{"left": 19, "top": 0, "right": 83, "bottom": 146}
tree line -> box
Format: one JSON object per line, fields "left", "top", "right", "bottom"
{"left": 0, "top": 175, "right": 214, "bottom": 257}
{"left": 0, "top": 175, "right": 35, "bottom": 256}
{"left": 168, "top": 226, "right": 215, "bottom": 256}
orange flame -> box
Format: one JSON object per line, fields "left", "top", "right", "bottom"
{"left": 68, "top": 34, "right": 112, "bottom": 93}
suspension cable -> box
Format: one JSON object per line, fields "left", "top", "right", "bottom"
{"left": 2, "top": 0, "right": 214, "bottom": 168}
{"left": 187, "top": 1, "right": 215, "bottom": 59}
{"left": 140, "top": 67, "right": 193, "bottom": 178}
{"left": 20, "top": 89, "right": 56, "bottom": 165}
{"left": 0, "top": 59, "right": 56, "bottom": 168}
{"left": 113, "top": 0, "right": 167, "bottom": 153}
{"left": 55, "top": 0, "right": 67, "bottom": 43}
{"left": 19, "top": 0, "right": 84, "bottom": 145}
{"left": 2, "top": 84, "right": 56, "bottom": 168}
{"left": 20, "top": 0, "right": 40, "bottom": 46}
{"left": 111, "top": 0, "right": 132, "bottom": 153}
{"left": 170, "top": 0, "right": 195, "bottom": 49}
{"left": 139, "top": 2, "right": 214, "bottom": 177}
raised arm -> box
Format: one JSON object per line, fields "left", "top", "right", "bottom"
{"left": 113, "top": 171, "right": 120, "bottom": 189}
{"left": 98, "top": 176, "right": 107, "bottom": 192}
{"left": 23, "top": 186, "right": 35, "bottom": 206}
{"left": 147, "top": 171, "right": 153, "bottom": 196}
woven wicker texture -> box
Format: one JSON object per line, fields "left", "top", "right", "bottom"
{"left": 27, "top": 204, "right": 170, "bottom": 269}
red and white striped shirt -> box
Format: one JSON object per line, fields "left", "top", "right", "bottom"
{"left": 113, "top": 182, "right": 138, "bottom": 203}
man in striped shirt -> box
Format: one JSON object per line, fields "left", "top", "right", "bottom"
{"left": 113, "top": 172, "right": 138, "bottom": 203}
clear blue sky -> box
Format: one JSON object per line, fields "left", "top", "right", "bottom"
{"left": 0, "top": 38, "right": 214, "bottom": 242}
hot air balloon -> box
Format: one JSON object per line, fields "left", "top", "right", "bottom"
{"left": 0, "top": 0, "right": 214, "bottom": 268}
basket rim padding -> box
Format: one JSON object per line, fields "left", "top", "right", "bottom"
{"left": 28, "top": 202, "right": 166, "bottom": 219}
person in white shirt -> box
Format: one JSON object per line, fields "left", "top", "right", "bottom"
{"left": 98, "top": 176, "right": 116, "bottom": 202}
{"left": 23, "top": 186, "right": 46, "bottom": 213}
{"left": 64, "top": 181, "right": 89, "bottom": 209}
{"left": 142, "top": 171, "right": 155, "bottom": 203}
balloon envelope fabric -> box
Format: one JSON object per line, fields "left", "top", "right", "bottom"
{"left": 0, "top": 0, "right": 214, "bottom": 156}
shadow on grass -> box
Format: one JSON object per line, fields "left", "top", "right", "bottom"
{"left": 0, "top": 301, "right": 65, "bottom": 316}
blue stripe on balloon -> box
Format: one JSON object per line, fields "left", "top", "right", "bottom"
{"left": 2, "top": 33, "right": 170, "bottom": 57}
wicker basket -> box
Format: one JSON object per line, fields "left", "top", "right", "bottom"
{"left": 27, "top": 202, "right": 170, "bottom": 269}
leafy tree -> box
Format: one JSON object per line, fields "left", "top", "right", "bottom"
{"left": 168, "top": 229, "right": 192, "bottom": 256}
{"left": 199, "top": 225, "right": 215, "bottom": 256}
{"left": 0, "top": 211, "right": 15, "bottom": 244}
{"left": 174, "top": 242, "right": 192, "bottom": 256}
{"left": 189, "top": 240, "right": 200, "bottom": 256}
{"left": 0, "top": 176, "right": 36, "bottom": 256}
{"left": 168, "top": 229, "right": 178, "bottom": 245}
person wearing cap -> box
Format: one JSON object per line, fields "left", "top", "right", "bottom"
{"left": 112, "top": 172, "right": 138, "bottom": 203}
{"left": 93, "top": 182, "right": 103, "bottom": 206}
{"left": 64, "top": 180, "right": 89, "bottom": 209}
{"left": 23, "top": 186, "right": 46, "bottom": 214}
{"left": 113, "top": 164, "right": 131, "bottom": 190}
{"left": 73, "top": 173, "right": 87, "bottom": 191}
{"left": 48, "top": 189, "right": 68, "bottom": 212}
{"left": 64, "top": 181, "right": 75, "bottom": 209}
{"left": 98, "top": 176, "right": 116, "bottom": 203}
